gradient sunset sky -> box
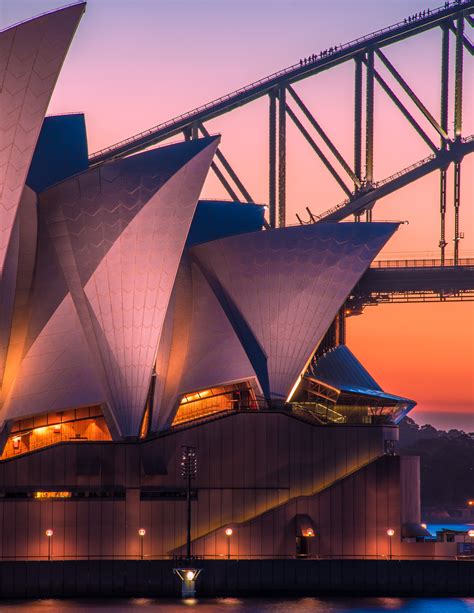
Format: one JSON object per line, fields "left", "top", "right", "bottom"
{"left": 2, "top": 0, "right": 473, "bottom": 431}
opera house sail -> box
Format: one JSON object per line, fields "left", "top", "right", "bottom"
{"left": 0, "top": 3, "right": 433, "bottom": 563}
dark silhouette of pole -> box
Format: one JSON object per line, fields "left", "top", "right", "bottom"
{"left": 138, "top": 528, "right": 146, "bottom": 560}
{"left": 186, "top": 471, "right": 192, "bottom": 558}
{"left": 181, "top": 446, "right": 197, "bottom": 560}
{"left": 225, "top": 528, "right": 233, "bottom": 559}
{"left": 45, "top": 529, "right": 53, "bottom": 561}
{"left": 387, "top": 528, "right": 394, "bottom": 560}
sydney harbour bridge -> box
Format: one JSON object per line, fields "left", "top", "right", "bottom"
{"left": 90, "top": 1, "right": 474, "bottom": 312}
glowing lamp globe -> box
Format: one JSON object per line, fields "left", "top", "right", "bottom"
{"left": 386, "top": 528, "right": 395, "bottom": 537}
{"left": 45, "top": 529, "right": 53, "bottom": 537}
{"left": 225, "top": 528, "right": 233, "bottom": 536}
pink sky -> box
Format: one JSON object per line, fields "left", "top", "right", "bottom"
{"left": 2, "top": 0, "right": 473, "bottom": 430}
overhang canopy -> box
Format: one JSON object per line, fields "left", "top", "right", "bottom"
{"left": 309, "top": 345, "right": 416, "bottom": 416}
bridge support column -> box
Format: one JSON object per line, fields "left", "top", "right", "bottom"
{"left": 278, "top": 85, "right": 286, "bottom": 228}
{"left": 354, "top": 56, "right": 363, "bottom": 189}
{"left": 454, "top": 14, "right": 464, "bottom": 140}
{"left": 269, "top": 91, "right": 277, "bottom": 228}
{"left": 439, "top": 25, "right": 449, "bottom": 266}
{"left": 453, "top": 14, "right": 464, "bottom": 265}
{"left": 439, "top": 169, "right": 447, "bottom": 265}
{"left": 365, "top": 49, "right": 374, "bottom": 186}
{"left": 453, "top": 162, "right": 461, "bottom": 266}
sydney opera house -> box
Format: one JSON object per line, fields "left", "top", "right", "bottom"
{"left": 0, "top": 2, "right": 435, "bottom": 561}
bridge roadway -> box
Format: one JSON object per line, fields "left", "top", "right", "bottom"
{"left": 89, "top": 0, "right": 474, "bottom": 166}
{"left": 353, "top": 258, "right": 474, "bottom": 305}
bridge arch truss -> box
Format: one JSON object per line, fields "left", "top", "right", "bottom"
{"left": 90, "top": 1, "right": 474, "bottom": 265}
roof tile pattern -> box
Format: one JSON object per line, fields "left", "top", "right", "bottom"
{"left": 0, "top": 4, "right": 85, "bottom": 388}
{"left": 191, "top": 223, "right": 397, "bottom": 402}
{"left": 0, "top": 3, "right": 85, "bottom": 275}
{"left": 38, "top": 139, "right": 218, "bottom": 436}
{"left": 4, "top": 294, "right": 105, "bottom": 424}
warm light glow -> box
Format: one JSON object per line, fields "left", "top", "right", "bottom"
{"left": 138, "top": 528, "right": 146, "bottom": 536}
{"left": 387, "top": 528, "right": 395, "bottom": 537}
{"left": 2, "top": 406, "right": 112, "bottom": 460}
{"left": 181, "top": 389, "right": 211, "bottom": 404}
{"left": 225, "top": 528, "right": 233, "bottom": 536}
{"left": 34, "top": 491, "right": 72, "bottom": 499}
{"left": 421, "top": 523, "right": 427, "bottom": 529}
{"left": 305, "top": 529, "right": 315, "bottom": 537}
{"left": 468, "top": 530, "right": 474, "bottom": 538}
{"left": 468, "top": 500, "right": 474, "bottom": 506}
{"left": 185, "top": 570, "right": 195, "bottom": 581}
{"left": 286, "top": 375, "right": 302, "bottom": 403}
{"left": 45, "top": 529, "right": 53, "bottom": 537}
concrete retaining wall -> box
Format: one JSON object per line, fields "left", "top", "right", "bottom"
{"left": 0, "top": 560, "right": 472, "bottom": 598}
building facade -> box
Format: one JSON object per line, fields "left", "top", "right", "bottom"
{"left": 0, "top": 4, "right": 432, "bottom": 561}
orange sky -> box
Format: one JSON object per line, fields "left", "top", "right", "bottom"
{"left": 3, "top": 0, "right": 473, "bottom": 430}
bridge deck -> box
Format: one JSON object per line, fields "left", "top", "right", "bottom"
{"left": 359, "top": 259, "right": 474, "bottom": 296}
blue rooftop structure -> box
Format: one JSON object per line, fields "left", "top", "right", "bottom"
{"left": 309, "top": 344, "right": 416, "bottom": 410}
{"left": 186, "top": 200, "right": 265, "bottom": 247}
{"left": 26, "top": 113, "right": 89, "bottom": 192}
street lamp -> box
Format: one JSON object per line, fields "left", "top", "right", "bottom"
{"left": 386, "top": 528, "right": 395, "bottom": 560}
{"left": 225, "top": 528, "right": 233, "bottom": 559}
{"left": 45, "top": 529, "right": 53, "bottom": 561}
{"left": 138, "top": 528, "right": 146, "bottom": 560}
{"left": 468, "top": 529, "right": 474, "bottom": 550}
{"left": 173, "top": 567, "right": 202, "bottom": 598}
{"left": 180, "top": 446, "right": 197, "bottom": 560}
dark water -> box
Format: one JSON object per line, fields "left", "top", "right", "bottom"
{"left": 0, "top": 598, "right": 472, "bottom": 612}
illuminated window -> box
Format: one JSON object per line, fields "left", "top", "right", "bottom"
{"left": 33, "top": 491, "right": 72, "bottom": 500}
{"left": 173, "top": 383, "right": 258, "bottom": 426}
{"left": 1, "top": 405, "right": 112, "bottom": 460}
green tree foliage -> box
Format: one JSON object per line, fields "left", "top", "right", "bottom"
{"left": 398, "top": 417, "right": 474, "bottom": 509}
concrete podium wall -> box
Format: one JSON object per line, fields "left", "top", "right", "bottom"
{"left": 0, "top": 412, "right": 396, "bottom": 559}
{"left": 179, "top": 454, "right": 426, "bottom": 560}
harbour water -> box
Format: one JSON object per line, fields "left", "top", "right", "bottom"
{"left": 426, "top": 524, "right": 474, "bottom": 534}
{"left": 0, "top": 597, "right": 472, "bottom": 612}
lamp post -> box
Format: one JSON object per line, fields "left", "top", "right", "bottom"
{"left": 45, "top": 529, "right": 53, "bottom": 561}
{"left": 225, "top": 528, "right": 233, "bottom": 559}
{"left": 180, "top": 446, "right": 197, "bottom": 560}
{"left": 138, "top": 528, "right": 146, "bottom": 560}
{"left": 386, "top": 528, "right": 395, "bottom": 560}
{"left": 468, "top": 529, "right": 474, "bottom": 552}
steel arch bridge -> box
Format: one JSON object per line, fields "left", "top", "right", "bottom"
{"left": 90, "top": 1, "right": 473, "bottom": 273}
